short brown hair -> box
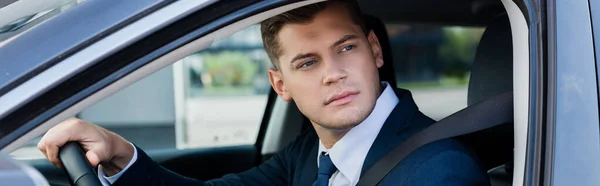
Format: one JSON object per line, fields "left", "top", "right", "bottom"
{"left": 260, "top": 0, "right": 366, "bottom": 70}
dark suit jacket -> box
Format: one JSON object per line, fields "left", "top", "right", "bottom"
{"left": 113, "top": 88, "right": 490, "bottom": 186}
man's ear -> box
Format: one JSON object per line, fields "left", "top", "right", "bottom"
{"left": 367, "top": 30, "right": 384, "bottom": 68}
{"left": 268, "top": 68, "right": 292, "bottom": 101}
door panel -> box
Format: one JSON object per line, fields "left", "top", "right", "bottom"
{"left": 154, "top": 145, "right": 257, "bottom": 180}
{"left": 24, "top": 145, "right": 257, "bottom": 186}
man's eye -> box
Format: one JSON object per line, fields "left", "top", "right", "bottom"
{"left": 341, "top": 45, "right": 355, "bottom": 52}
{"left": 300, "top": 60, "right": 315, "bottom": 68}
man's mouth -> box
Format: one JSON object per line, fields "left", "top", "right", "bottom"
{"left": 325, "top": 91, "right": 359, "bottom": 106}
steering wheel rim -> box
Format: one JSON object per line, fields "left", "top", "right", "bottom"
{"left": 58, "top": 142, "right": 103, "bottom": 186}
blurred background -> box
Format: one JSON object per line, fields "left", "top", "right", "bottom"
{"left": 3, "top": 4, "right": 484, "bottom": 157}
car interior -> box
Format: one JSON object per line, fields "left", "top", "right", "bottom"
{"left": 9, "top": 0, "right": 520, "bottom": 186}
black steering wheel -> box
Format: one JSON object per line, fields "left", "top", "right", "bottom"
{"left": 58, "top": 142, "right": 103, "bottom": 186}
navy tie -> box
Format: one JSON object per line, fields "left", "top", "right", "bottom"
{"left": 313, "top": 152, "right": 337, "bottom": 186}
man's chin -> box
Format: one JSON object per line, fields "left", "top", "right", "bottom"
{"left": 319, "top": 111, "right": 368, "bottom": 130}
{"left": 313, "top": 103, "right": 375, "bottom": 130}
{"left": 320, "top": 121, "right": 360, "bottom": 131}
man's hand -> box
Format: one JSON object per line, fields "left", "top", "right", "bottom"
{"left": 37, "top": 118, "right": 134, "bottom": 176}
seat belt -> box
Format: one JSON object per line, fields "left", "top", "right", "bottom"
{"left": 356, "top": 91, "right": 514, "bottom": 186}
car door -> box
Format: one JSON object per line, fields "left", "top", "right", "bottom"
{"left": 540, "top": 0, "right": 600, "bottom": 185}
{"left": 0, "top": 0, "right": 308, "bottom": 185}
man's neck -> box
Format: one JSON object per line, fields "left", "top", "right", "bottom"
{"left": 312, "top": 124, "right": 351, "bottom": 149}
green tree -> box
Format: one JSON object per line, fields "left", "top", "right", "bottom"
{"left": 203, "top": 51, "right": 258, "bottom": 87}
{"left": 438, "top": 27, "right": 484, "bottom": 82}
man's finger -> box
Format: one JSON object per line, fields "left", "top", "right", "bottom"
{"left": 37, "top": 141, "right": 46, "bottom": 154}
{"left": 45, "top": 144, "right": 62, "bottom": 168}
{"left": 86, "top": 151, "right": 101, "bottom": 167}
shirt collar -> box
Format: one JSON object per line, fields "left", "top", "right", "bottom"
{"left": 317, "top": 81, "right": 399, "bottom": 184}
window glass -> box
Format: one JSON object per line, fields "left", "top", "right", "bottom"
{"left": 386, "top": 24, "right": 485, "bottom": 120}
{"left": 175, "top": 25, "right": 269, "bottom": 149}
{"left": 10, "top": 25, "right": 269, "bottom": 158}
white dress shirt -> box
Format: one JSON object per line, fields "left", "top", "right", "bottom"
{"left": 317, "top": 82, "right": 399, "bottom": 186}
{"left": 98, "top": 142, "right": 137, "bottom": 186}
{"left": 98, "top": 81, "right": 399, "bottom": 186}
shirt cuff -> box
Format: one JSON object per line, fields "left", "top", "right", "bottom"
{"left": 97, "top": 142, "right": 138, "bottom": 185}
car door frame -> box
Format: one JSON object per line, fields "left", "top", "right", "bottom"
{"left": 10, "top": 0, "right": 597, "bottom": 185}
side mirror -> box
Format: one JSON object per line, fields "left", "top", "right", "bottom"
{"left": 0, "top": 153, "right": 49, "bottom": 186}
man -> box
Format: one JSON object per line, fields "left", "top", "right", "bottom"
{"left": 38, "top": 1, "right": 490, "bottom": 185}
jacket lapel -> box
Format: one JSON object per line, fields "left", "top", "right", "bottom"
{"left": 296, "top": 140, "right": 319, "bottom": 186}
{"left": 360, "top": 88, "right": 422, "bottom": 175}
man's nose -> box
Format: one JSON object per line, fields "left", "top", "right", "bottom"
{"left": 322, "top": 59, "right": 348, "bottom": 85}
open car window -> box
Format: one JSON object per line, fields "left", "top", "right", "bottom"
{"left": 10, "top": 25, "right": 270, "bottom": 158}
{"left": 6, "top": 6, "right": 485, "bottom": 159}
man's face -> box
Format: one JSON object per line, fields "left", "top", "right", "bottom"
{"left": 268, "top": 5, "right": 384, "bottom": 130}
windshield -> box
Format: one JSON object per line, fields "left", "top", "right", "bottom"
{"left": 0, "top": 0, "right": 85, "bottom": 44}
